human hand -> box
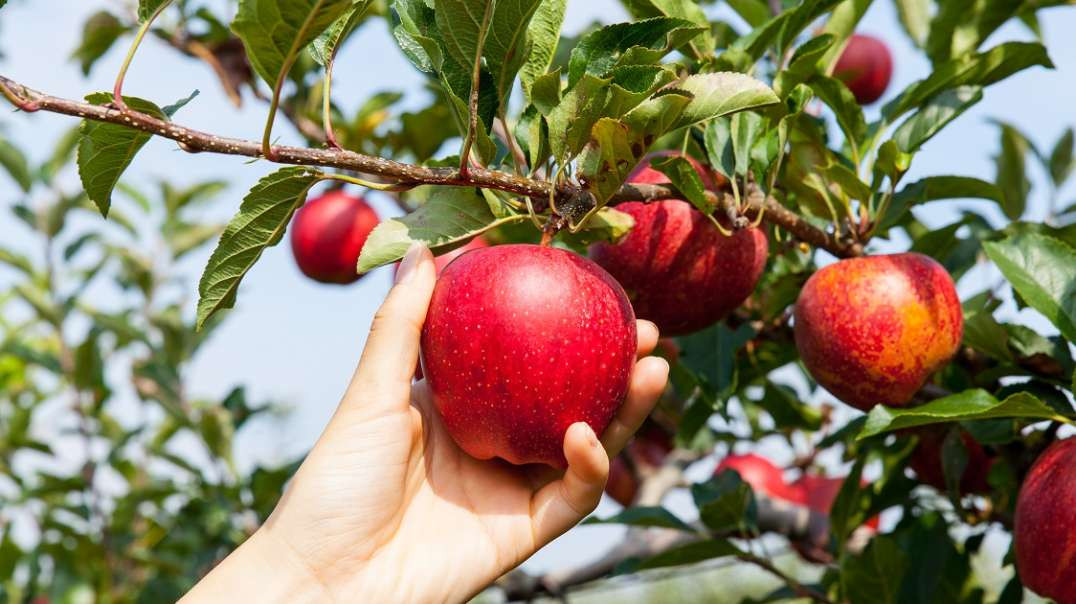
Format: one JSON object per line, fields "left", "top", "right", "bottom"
{"left": 182, "top": 244, "right": 670, "bottom": 603}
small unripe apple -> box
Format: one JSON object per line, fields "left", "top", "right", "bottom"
{"left": 590, "top": 152, "right": 769, "bottom": 336}
{"left": 1015, "top": 438, "right": 1076, "bottom": 603}
{"left": 605, "top": 423, "right": 673, "bottom": 506}
{"left": 421, "top": 244, "right": 637, "bottom": 468}
{"left": 907, "top": 427, "right": 994, "bottom": 494}
{"left": 290, "top": 190, "right": 379, "bottom": 284}
{"left": 794, "top": 253, "right": 963, "bottom": 410}
{"left": 715, "top": 453, "right": 798, "bottom": 502}
{"left": 833, "top": 34, "right": 893, "bottom": 105}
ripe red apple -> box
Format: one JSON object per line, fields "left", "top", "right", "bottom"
{"left": 1015, "top": 438, "right": 1076, "bottom": 603}
{"left": 290, "top": 190, "right": 379, "bottom": 284}
{"left": 790, "top": 475, "right": 880, "bottom": 530}
{"left": 589, "top": 152, "right": 769, "bottom": 336}
{"left": 906, "top": 427, "right": 994, "bottom": 494}
{"left": 833, "top": 34, "right": 893, "bottom": 105}
{"left": 715, "top": 454, "right": 799, "bottom": 502}
{"left": 605, "top": 423, "right": 673, "bottom": 506}
{"left": 794, "top": 253, "right": 963, "bottom": 410}
{"left": 420, "top": 244, "right": 637, "bottom": 468}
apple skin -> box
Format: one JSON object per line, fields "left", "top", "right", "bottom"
{"left": 833, "top": 34, "right": 893, "bottom": 105}
{"left": 790, "top": 475, "right": 880, "bottom": 530}
{"left": 715, "top": 454, "right": 799, "bottom": 502}
{"left": 420, "top": 244, "right": 637, "bottom": 468}
{"left": 794, "top": 253, "right": 963, "bottom": 410}
{"left": 589, "top": 153, "right": 769, "bottom": 336}
{"left": 290, "top": 190, "right": 379, "bottom": 284}
{"left": 1015, "top": 438, "right": 1076, "bottom": 604}
{"left": 906, "top": 427, "right": 994, "bottom": 494}
{"left": 605, "top": 423, "right": 673, "bottom": 506}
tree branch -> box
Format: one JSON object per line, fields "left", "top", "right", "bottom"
{"left": 0, "top": 74, "right": 863, "bottom": 259}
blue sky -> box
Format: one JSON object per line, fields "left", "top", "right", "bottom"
{"left": 1, "top": 0, "right": 1074, "bottom": 577}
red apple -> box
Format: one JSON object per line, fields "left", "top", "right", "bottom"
{"left": 605, "top": 423, "right": 673, "bottom": 506}
{"left": 1015, "top": 438, "right": 1076, "bottom": 604}
{"left": 833, "top": 34, "right": 893, "bottom": 105}
{"left": 715, "top": 454, "right": 799, "bottom": 502}
{"left": 589, "top": 152, "right": 769, "bottom": 336}
{"left": 290, "top": 190, "right": 379, "bottom": 284}
{"left": 790, "top": 475, "right": 880, "bottom": 530}
{"left": 794, "top": 253, "right": 963, "bottom": 410}
{"left": 420, "top": 244, "right": 637, "bottom": 468}
{"left": 906, "top": 427, "right": 994, "bottom": 494}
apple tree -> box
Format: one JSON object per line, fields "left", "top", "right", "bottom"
{"left": 1, "top": 0, "right": 1075, "bottom": 602}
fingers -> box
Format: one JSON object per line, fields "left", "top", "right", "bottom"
{"left": 636, "top": 320, "right": 659, "bottom": 358}
{"left": 343, "top": 243, "right": 436, "bottom": 414}
{"left": 529, "top": 422, "right": 608, "bottom": 547}
{"left": 600, "top": 356, "right": 670, "bottom": 457}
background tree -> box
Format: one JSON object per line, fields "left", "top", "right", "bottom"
{"left": 1, "top": 0, "right": 1075, "bottom": 603}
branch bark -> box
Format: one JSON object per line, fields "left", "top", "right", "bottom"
{"left": 0, "top": 74, "right": 863, "bottom": 259}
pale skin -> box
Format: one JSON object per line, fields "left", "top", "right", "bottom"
{"left": 182, "top": 244, "right": 670, "bottom": 603}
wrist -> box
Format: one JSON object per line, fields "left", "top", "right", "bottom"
{"left": 181, "top": 528, "right": 333, "bottom": 604}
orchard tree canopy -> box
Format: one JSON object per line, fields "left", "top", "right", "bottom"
{"left": 1, "top": 0, "right": 1076, "bottom": 602}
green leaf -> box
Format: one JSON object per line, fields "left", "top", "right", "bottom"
{"left": 434, "top": 0, "right": 496, "bottom": 77}
{"left": 637, "top": 539, "right": 744, "bottom": 570}
{"left": 882, "top": 42, "right": 1053, "bottom": 124}
{"left": 693, "top": 469, "right": 757, "bottom": 533}
{"left": 77, "top": 93, "right": 186, "bottom": 217}
{"left": 840, "top": 537, "right": 908, "bottom": 604}
{"left": 232, "top": 0, "right": 353, "bottom": 86}
{"left": 583, "top": 506, "right": 696, "bottom": 532}
{"left": 755, "top": 382, "right": 823, "bottom": 430}
{"left": 808, "top": 75, "right": 866, "bottom": 147}
{"left": 671, "top": 72, "right": 779, "bottom": 129}
{"left": 70, "top": 11, "right": 130, "bottom": 76}
{"left": 1049, "top": 127, "right": 1074, "bottom": 187}
{"left": 732, "top": 0, "right": 842, "bottom": 60}
{"left": 619, "top": 0, "right": 716, "bottom": 56}
{"left": 731, "top": 111, "right": 763, "bottom": 178}
{"left": 576, "top": 118, "right": 638, "bottom": 204}
{"left": 392, "top": 0, "right": 444, "bottom": 73}
{"left": 357, "top": 187, "right": 525, "bottom": 273}
{"left": 567, "top": 17, "right": 703, "bottom": 87}
{"left": 704, "top": 116, "right": 735, "bottom": 181}
{"left": 196, "top": 167, "right": 322, "bottom": 329}
{"left": 138, "top": 0, "right": 171, "bottom": 21}
{"left": 484, "top": 0, "right": 546, "bottom": 109}
{"left": 0, "top": 132, "right": 32, "bottom": 191}
{"left": 519, "top": 0, "right": 567, "bottom": 97}
{"left": 880, "top": 176, "right": 1003, "bottom": 232}
{"left": 858, "top": 390, "right": 1067, "bottom": 440}
{"left": 894, "top": 0, "right": 931, "bottom": 48}
{"left": 892, "top": 86, "right": 983, "bottom": 153}
{"left": 653, "top": 155, "right": 712, "bottom": 213}
{"left": 772, "top": 34, "right": 835, "bottom": 97}
{"left": 310, "top": 0, "right": 373, "bottom": 66}
{"left": 983, "top": 232, "right": 1076, "bottom": 343}
{"left": 816, "top": 0, "right": 871, "bottom": 72}
{"left": 726, "top": 0, "right": 770, "bottom": 28}
{"left": 962, "top": 305, "right": 1014, "bottom": 363}
{"left": 994, "top": 120, "right": 1031, "bottom": 220}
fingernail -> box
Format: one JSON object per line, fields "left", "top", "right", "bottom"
{"left": 395, "top": 242, "right": 425, "bottom": 285}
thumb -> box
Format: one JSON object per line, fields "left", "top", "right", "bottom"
{"left": 343, "top": 243, "right": 436, "bottom": 414}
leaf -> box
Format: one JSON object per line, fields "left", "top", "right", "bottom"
{"left": 671, "top": 72, "right": 779, "bottom": 129}
{"left": 693, "top": 468, "right": 757, "bottom": 533}
{"left": 882, "top": 42, "right": 1053, "bottom": 124}
{"left": 232, "top": 0, "right": 353, "bottom": 86}
{"left": 880, "top": 176, "right": 1003, "bottom": 232}
{"left": 567, "top": 17, "right": 703, "bottom": 87}
{"left": 619, "top": 0, "right": 716, "bottom": 56}
{"left": 196, "top": 167, "right": 322, "bottom": 329}
{"left": 637, "top": 539, "right": 743, "bottom": 570}
{"left": 892, "top": 85, "right": 983, "bottom": 153}
{"left": 731, "top": 111, "right": 763, "bottom": 179}
{"left": 732, "top": 0, "right": 842, "bottom": 60}
{"left": 894, "top": 0, "right": 931, "bottom": 48}
{"left": 0, "top": 132, "right": 32, "bottom": 191}
{"left": 583, "top": 506, "right": 696, "bottom": 532}
{"left": 357, "top": 187, "right": 525, "bottom": 273}
{"left": 653, "top": 155, "right": 712, "bottom": 213}
{"left": 1049, "top": 127, "right": 1074, "bottom": 187}
{"left": 704, "top": 116, "right": 735, "bottom": 181}
{"left": 434, "top": 0, "right": 495, "bottom": 76}
{"left": 138, "top": 0, "right": 171, "bottom": 21}
{"left": 576, "top": 118, "right": 638, "bottom": 204}
{"left": 994, "top": 120, "right": 1031, "bottom": 220}
{"left": 755, "top": 382, "right": 823, "bottom": 430}
{"left": 392, "top": 0, "right": 444, "bottom": 73}
{"left": 70, "top": 11, "right": 130, "bottom": 76}
{"left": 983, "top": 232, "right": 1076, "bottom": 343}
{"left": 519, "top": 0, "right": 567, "bottom": 96}
{"left": 808, "top": 75, "right": 865, "bottom": 147}
{"left": 310, "top": 0, "right": 373, "bottom": 66}
{"left": 840, "top": 537, "right": 908, "bottom": 604}
{"left": 77, "top": 93, "right": 189, "bottom": 217}
{"left": 858, "top": 390, "right": 1067, "bottom": 440}
{"left": 485, "top": 0, "right": 546, "bottom": 108}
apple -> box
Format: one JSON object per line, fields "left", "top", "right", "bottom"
{"left": 794, "top": 253, "right": 963, "bottom": 410}
{"left": 906, "top": 427, "right": 994, "bottom": 494}
{"left": 833, "top": 34, "right": 893, "bottom": 105}
{"left": 1015, "top": 438, "right": 1076, "bottom": 603}
{"left": 420, "top": 244, "right": 637, "bottom": 468}
{"left": 290, "top": 190, "right": 379, "bottom": 284}
{"left": 589, "top": 152, "right": 769, "bottom": 336}
{"left": 790, "top": 475, "right": 880, "bottom": 530}
{"left": 715, "top": 454, "right": 798, "bottom": 502}
{"left": 605, "top": 422, "right": 673, "bottom": 506}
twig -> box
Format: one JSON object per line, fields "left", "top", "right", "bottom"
{"left": 0, "top": 74, "right": 863, "bottom": 259}
{"left": 459, "top": 0, "right": 496, "bottom": 176}
{"left": 737, "top": 551, "right": 834, "bottom": 604}
{"left": 113, "top": 0, "right": 174, "bottom": 111}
